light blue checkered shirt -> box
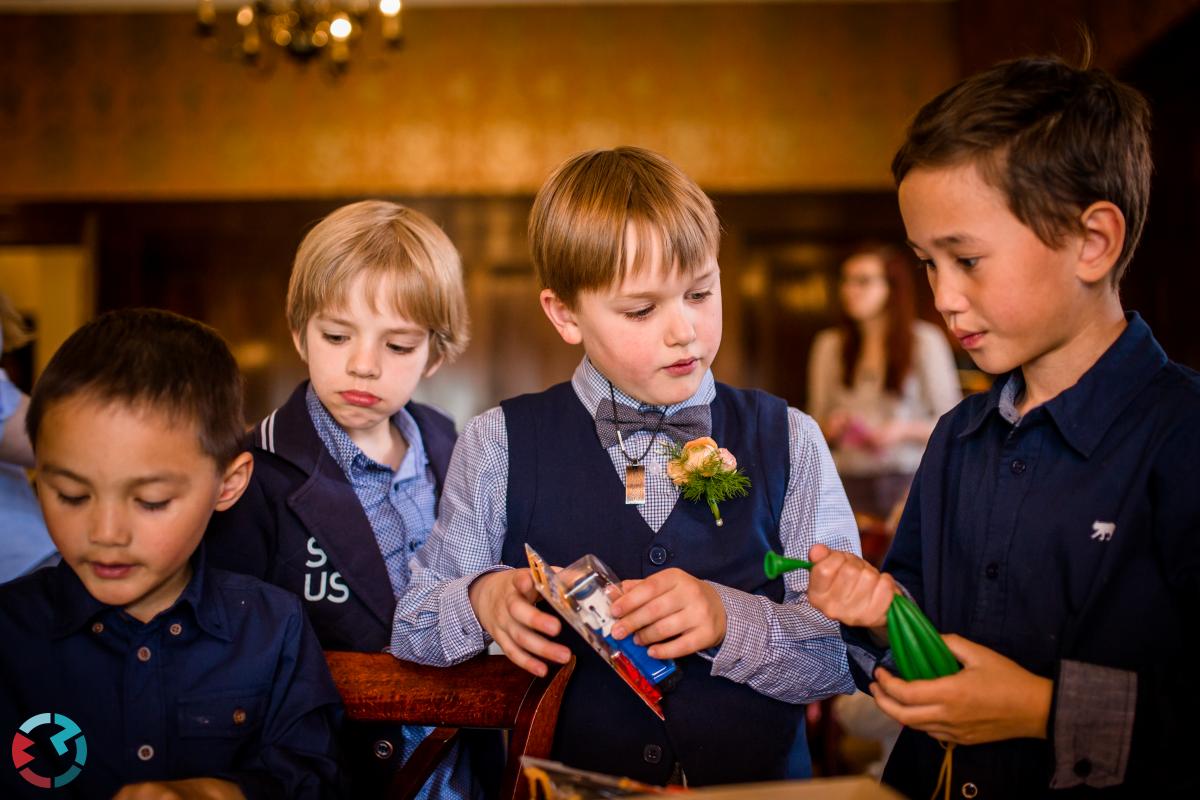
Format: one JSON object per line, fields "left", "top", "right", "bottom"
{"left": 392, "top": 358, "right": 859, "bottom": 705}
{"left": 307, "top": 387, "right": 479, "bottom": 800}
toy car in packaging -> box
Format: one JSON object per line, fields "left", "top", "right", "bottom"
{"left": 526, "top": 544, "right": 680, "bottom": 719}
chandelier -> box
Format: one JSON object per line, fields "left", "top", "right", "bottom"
{"left": 197, "top": 1, "right": 403, "bottom": 69}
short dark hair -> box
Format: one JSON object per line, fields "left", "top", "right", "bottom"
{"left": 892, "top": 55, "right": 1152, "bottom": 283}
{"left": 27, "top": 308, "right": 245, "bottom": 468}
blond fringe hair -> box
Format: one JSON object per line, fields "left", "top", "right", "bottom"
{"left": 286, "top": 200, "right": 469, "bottom": 363}
{"left": 529, "top": 147, "right": 720, "bottom": 308}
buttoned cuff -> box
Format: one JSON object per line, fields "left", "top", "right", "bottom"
{"left": 438, "top": 567, "right": 511, "bottom": 663}
{"left": 705, "top": 582, "right": 771, "bottom": 681}
{"left": 1049, "top": 659, "right": 1136, "bottom": 789}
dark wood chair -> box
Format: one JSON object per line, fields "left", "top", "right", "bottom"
{"left": 325, "top": 652, "right": 575, "bottom": 800}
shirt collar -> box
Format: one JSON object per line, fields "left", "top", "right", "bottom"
{"left": 958, "top": 312, "right": 1167, "bottom": 457}
{"left": 51, "top": 546, "right": 232, "bottom": 641}
{"left": 306, "top": 384, "right": 428, "bottom": 483}
{"left": 570, "top": 356, "right": 716, "bottom": 417}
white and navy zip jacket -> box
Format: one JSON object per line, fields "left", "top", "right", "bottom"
{"left": 207, "top": 381, "right": 457, "bottom": 652}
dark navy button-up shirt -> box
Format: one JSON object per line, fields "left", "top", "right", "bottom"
{"left": 0, "top": 553, "right": 344, "bottom": 799}
{"left": 845, "top": 313, "right": 1200, "bottom": 797}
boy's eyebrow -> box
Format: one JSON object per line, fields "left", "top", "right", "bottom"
{"left": 616, "top": 267, "right": 720, "bottom": 300}
{"left": 318, "top": 315, "right": 426, "bottom": 336}
{"left": 906, "top": 234, "right": 981, "bottom": 250}
{"left": 40, "top": 464, "right": 188, "bottom": 488}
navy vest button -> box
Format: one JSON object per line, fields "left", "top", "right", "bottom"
{"left": 1074, "top": 758, "right": 1092, "bottom": 777}
{"left": 643, "top": 744, "right": 663, "bottom": 764}
{"left": 985, "top": 563, "right": 999, "bottom": 579}
{"left": 1010, "top": 459, "right": 1026, "bottom": 474}
{"left": 648, "top": 545, "right": 669, "bottom": 565}
{"left": 960, "top": 782, "right": 978, "bottom": 798}
{"left": 374, "top": 739, "right": 395, "bottom": 760}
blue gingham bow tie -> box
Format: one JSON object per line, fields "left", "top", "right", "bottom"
{"left": 593, "top": 399, "right": 711, "bottom": 449}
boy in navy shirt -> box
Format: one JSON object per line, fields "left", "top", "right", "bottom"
{"left": 808, "top": 57, "right": 1200, "bottom": 796}
{"left": 206, "top": 200, "right": 483, "bottom": 797}
{"left": 392, "top": 147, "right": 861, "bottom": 786}
{"left": 0, "top": 309, "right": 342, "bottom": 800}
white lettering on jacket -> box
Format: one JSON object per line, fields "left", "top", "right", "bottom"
{"left": 304, "top": 537, "right": 350, "bottom": 603}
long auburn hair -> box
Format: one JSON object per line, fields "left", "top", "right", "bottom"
{"left": 838, "top": 244, "right": 917, "bottom": 394}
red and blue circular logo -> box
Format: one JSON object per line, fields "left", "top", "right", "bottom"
{"left": 11, "top": 713, "right": 87, "bottom": 788}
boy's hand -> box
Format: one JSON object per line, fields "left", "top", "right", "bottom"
{"left": 870, "top": 634, "right": 1052, "bottom": 745}
{"left": 113, "top": 778, "right": 245, "bottom": 800}
{"left": 609, "top": 568, "right": 727, "bottom": 659}
{"left": 807, "top": 544, "right": 895, "bottom": 633}
{"left": 468, "top": 568, "right": 570, "bottom": 677}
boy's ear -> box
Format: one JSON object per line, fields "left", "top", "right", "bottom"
{"left": 1076, "top": 201, "right": 1126, "bottom": 285}
{"left": 214, "top": 451, "right": 254, "bottom": 512}
{"left": 539, "top": 289, "right": 583, "bottom": 345}
{"left": 290, "top": 329, "right": 308, "bottom": 363}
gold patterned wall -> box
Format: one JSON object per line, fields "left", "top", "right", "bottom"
{"left": 0, "top": 3, "right": 956, "bottom": 199}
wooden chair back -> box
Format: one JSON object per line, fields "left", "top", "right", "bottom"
{"left": 326, "top": 652, "right": 575, "bottom": 800}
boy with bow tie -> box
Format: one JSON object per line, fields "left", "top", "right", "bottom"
{"left": 391, "top": 147, "right": 860, "bottom": 786}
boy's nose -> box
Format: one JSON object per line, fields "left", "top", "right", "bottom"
{"left": 346, "top": 344, "right": 381, "bottom": 378}
{"left": 664, "top": 303, "right": 697, "bottom": 347}
{"left": 930, "top": 269, "right": 968, "bottom": 316}
{"left": 90, "top": 506, "right": 132, "bottom": 547}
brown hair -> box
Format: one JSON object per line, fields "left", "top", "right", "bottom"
{"left": 287, "top": 200, "right": 469, "bottom": 364}
{"left": 892, "top": 55, "right": 1152, "bottom": 284}
{"left": 529, "top": 147, "right": 720, "bottom": 307}
{"left": 838, "top": 245, "right": 918, "bottom": 394}
{"left": 27, "top": 308, "right": 245, "bottom": 468}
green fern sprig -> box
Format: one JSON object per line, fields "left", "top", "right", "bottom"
{"left": 662, "top": 442, "right": 751, "bottom": 526}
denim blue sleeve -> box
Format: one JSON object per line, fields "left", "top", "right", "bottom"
{"left": 0, "top": 369, "right": 21, "bottom": 436}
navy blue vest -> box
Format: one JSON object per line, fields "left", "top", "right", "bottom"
{"left": 501, "top": 382, "right": 810, "bottom": 786}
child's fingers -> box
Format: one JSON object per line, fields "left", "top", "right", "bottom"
{"left": 869, "top": 680, "right": 944, "bottom": 728}
{"left": 505, "top": 620, "right": 571, "bottom": 666}
{"left": 873, "top": 665, "right": 954, "bottom": 706}
{"left": 631, "top": 608, "right": 690, "bottom": 646}
{"left": 808, "top": 543, "right": 833, "bottom": 563}
{"left": 647, "top": 628, "right": 712, "bottom": 660}
{"left": 609, "top": 573, "right": 669, "bottom": 618}
{"left": 493, "top": 629, "right": 549, "bottom": 677}
{"left": 611, "top": 589, "right": 680, "bottom": 639}
{"left": 507, "top": 593, "right": 561, "bottom": 637}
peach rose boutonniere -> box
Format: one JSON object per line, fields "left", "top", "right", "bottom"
{"left": 664, "top": 436, "right": 751, "bottom": 526}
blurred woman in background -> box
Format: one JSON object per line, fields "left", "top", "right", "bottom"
{"left": 807, "top": 244, "right": 960, "bottom": 522}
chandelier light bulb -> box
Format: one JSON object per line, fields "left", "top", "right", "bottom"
{"left": 379, "top": 0, "right": 401, "bottom": 17}
{"left": 330, "top": 15, "right": 353, "bottom": 41}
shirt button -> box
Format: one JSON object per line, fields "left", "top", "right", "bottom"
{"left": 960, "top": 783, "right": 978, "bottom": 798}
{"left": 136, "top": 646, "right": 152, "bottom": 662}
{"left": 648, "top": 545, "right": 669, "bottom": 566}
{"left": 137, "top": 744, "right": 155, "bottom": 761}
{"left": 91, "top": 622, "right": 104, "bottom": 634}
{"left": 1074, "top": 758, "right": 1092, "bottom": 777}
{"left": 169, "top": 623, "right": 183, "bottom": 636}
{"left": 985, "top": 563, "right": 1000, "bottom": 580}
{"left": 1010, "top": 459, "right": 1026, "bottom": 474}
{"left": 232, "top": 708, "right": 247, "bottom": 725}
{"left": 643, "top": 744, "right": 663, "bottom": 764}
{"left": 374, "top": 739, "right": 395, "bottom": 760}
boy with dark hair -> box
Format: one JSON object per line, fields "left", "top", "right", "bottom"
{"left": 808, "top": 56, "right": 1200, "bottom": 797}
{"left": 393, "top": 146, "right": 861, "bottom": 786}
{"left": 1, "top": 309, "right": 342, "bottom": 800}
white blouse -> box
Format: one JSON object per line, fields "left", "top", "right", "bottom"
{"left": 807, "top": 319, "right": 962, "bottom": 477}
